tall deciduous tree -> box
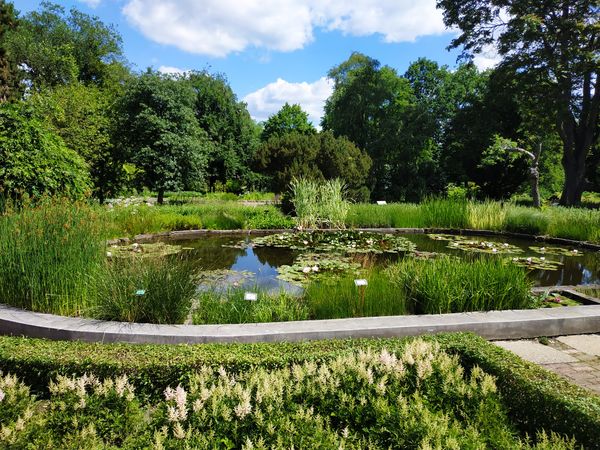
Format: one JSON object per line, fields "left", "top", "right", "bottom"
{"left": 0, "top": 1, "right": 19, "bottom": 102}
{"left": 189, "top": 71, "right": 259, "bottom": 192}
{"left": 115, "top": 72, "right": 210, "bottom": 204}
{"left": 5, "top": 1, "right": 126, "bottom": 90}
{"left": 261, "top": 103, "right": 316, "bottom": 142}
{"left": 437, "top": 0, "right": 600, "bottom": 205}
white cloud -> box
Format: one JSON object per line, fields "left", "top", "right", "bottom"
{"left": 79, "top": 0, "right": 101, "bottom": 7}
{"left": 123, "top": 0, "right": 448, "bottom": 57}
{"left": 157, "top": 65, "right": 188, "bottom": 75}
{"left": 472, "top": 45, "right": 502, "bottom": 71}
{"left": 243, "top": 77, "right": 334, "bottom": 126}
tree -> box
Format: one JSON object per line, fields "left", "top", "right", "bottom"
{"left": 0, "top": 1, "right": 20, "bottom": 102}
{"left": 261, "top": 103, "right": 316, "bottom": 142}
{"left": 437, "top": 0, "right": 600, "bottom": 205}
{"left": 27, "top": 82, "right": 124, "bottom": 202}
{"left": 322, "top": 52, "right": 413, "bottom": 199}
{"left": 188, "top": 71, "right": 259, "bottom": 192}
{"left": 5, "top": 1, "right": 126, "bottom": 90}
{"left": 115, "top": 72, "right": 210, "bottom": 204}
{"left": 0, "top": 103, "right": 90, "bottom": 201}
{"left": 255, "top": 131, "right": 372, "bottom": 198}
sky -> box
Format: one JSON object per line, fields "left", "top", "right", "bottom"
{"left": 16, "top": 0, "right": 501, "bottom": 126}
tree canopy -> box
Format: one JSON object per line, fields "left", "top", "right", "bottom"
{"left": 437, "top": 0, "right": 600, "bottom": 205}
{"left": 261, "top": 103, "right": 316, "bottom": 142}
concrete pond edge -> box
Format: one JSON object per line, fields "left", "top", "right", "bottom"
{"left": 2, "top": 303, "right": 600, "bottom": 344}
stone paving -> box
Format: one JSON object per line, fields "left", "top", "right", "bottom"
{"left": 495, "top": 334, "right": 600, "bottom": 395}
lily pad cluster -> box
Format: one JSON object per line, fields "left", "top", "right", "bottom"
{"left": 447, "top": 240, "right": 523, "bottom": 254}
{"left": 196, "top": 269, "right": 253, "bottom": 288}
{"left": 427, "top": 234, "right": 469, "bottom": 241}
{"left": 510, "top": 256, "right": 563, "bottom": 271}
{"left": 540, "top": 292, "right": 582, "bottom": 308}
{"left": 251, "top": 231, "right": 416, "bottom": 254}
{"left": 107, "top": 242, "right": 189, "bottom": 258}
{"left": 529, "top": 246, "right": 584, "bottom": 257}
{"left": 277, "top": 253, "right": 362, "bottom": 286}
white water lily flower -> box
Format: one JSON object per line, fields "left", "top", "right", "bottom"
{"left": 540, "top": 257, "right": 546, "bottom": 261}
{"left": 503, "top": 243, "right": 509, "bottom": 247}
{"left": 540, "top": 247, "right": 546, "bottom": 251}
{"left": 311, "top": 266, "right": 319, "bottom": 272}
{"left": 106, "top": 251, "right": 112, "bottom": 258}
{"left": 492, "top": 248, "right": 498, "bottom": 253}
{"left": 572, "top": 249, "right": 579, "bottom": 253}
{"left": 302, "top": 240, "right": 309, "bottom": 245}
{"left": 526, "top": 257, "right": 532, "bottom": 262}
{"left": 302, "top": 266, "right": 311, "bottom": 273}
{"left": 512, "top": 258, "right": 518, "bottom": 261}
{"left": 0, "top": 389, "right": 4, "bottom": 402}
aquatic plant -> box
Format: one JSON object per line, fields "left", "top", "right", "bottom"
{"left": 510, "top": 256, "right": 563, "bottom": 271}
{"left": 107, "top": 242, "right": 190, "bottom": 258}
{"left": 447, "top": 239, "right": 523, "bottom": 254}
{"left": 277, "top": 253, "right": 362, "bottom": 286}
{"left": 528, "top": 246, "right": 584, "bottom": 256}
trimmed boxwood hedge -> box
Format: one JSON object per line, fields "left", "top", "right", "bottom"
{"left": 1, "top": 332, "right": 599, "bottom": 448}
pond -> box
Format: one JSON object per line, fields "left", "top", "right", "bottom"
{"left": 160, "top": 231, "right": 600, "bottom": 293}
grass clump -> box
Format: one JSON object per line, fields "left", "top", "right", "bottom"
{"left": 92, "top": 256, "right": 197, "bottom": 324}
{"left": 194, "top": 288, "right": 309, "bottom": 324}
{"left": 305, "top": 270, "right": 408, "bottom": 319}
{"left": 390, "top": 256, "right": 533, "bottom": 314}
{"left": 504, "top": 207, "right": 550, "bottom": 235}
{"left": 291, "top": 177, "right": 349, "bottom": 229}
{"left": 467, "top": 200, "right": 507, "bottom": 231}
{"left": 421, "top": 197, "right": 469, "bottom": 228}
{"left": 547, "top": 207, "right": 600, "bottom": 241}
{"left": 0, "top": 198, "right": 106, "bottom": 316}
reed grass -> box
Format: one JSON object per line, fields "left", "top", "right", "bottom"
{"left": 467, "top": 200, "right": 507, "bottom": 231}
{"left": 91, "top": 256, "right": 197, "bottom": 324}
{"left": 503, "top": 207, "right": 550, "bottom": 235}
{"left": 304, "top": 270, "right": 408, "bottom": 319}
{"left": 290, "top": 177, "right": 320, "bottom": 229}
{"left": 389, "top": 256, "right": 534, "bottom": 314}
{"left": 421, "top": 198, "right": 469, "bottom": 228}
{"left": 0, "top": 198, "right": 107, "bottom": 316}
{"left": 546, "top": 207, "right": 600, "bottom": 242}
{"left": 193, "top": 288, "right": 309, "bottom": 324}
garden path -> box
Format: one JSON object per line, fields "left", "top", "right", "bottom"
{"left": 495, "top": 335, "right": 600, "bottom": 395}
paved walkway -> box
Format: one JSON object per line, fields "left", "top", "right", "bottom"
{"left": 495, "top": 334, "right": 600, "bottom": 395}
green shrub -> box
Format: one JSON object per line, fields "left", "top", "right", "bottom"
{"left": 504, "top": 207, "right": 550, "bottom": 235}
{"left": 390, "top": 256, "right": 533, "bottom": 314}
{"left": 0, "top": 338, "right": 580, "bottom": 448}
{"left": 91, "top": 256, "right": 197, "bottom": 324}
{"left": 243, "top": 207, "right": 294, "bottom": 229}
{"left": 0, "top": 198, "right": 106, "bottom": 315}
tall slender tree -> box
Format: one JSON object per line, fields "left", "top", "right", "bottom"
{"left": 0, "top": 1, "right": 19, "bottom": 102}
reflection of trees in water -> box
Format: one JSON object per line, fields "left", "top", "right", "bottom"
{"left": 252, "top": 246, "right": 296, "bottom": 267}
{"left": 171, "top": 236, "right": 245, "bottom": 270}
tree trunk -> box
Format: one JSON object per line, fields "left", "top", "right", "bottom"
{"left": 560, "top": 152, "right": 587, "bottom": 206}
{"left": 157, "top": 189, "right": 164, "bottom": 205}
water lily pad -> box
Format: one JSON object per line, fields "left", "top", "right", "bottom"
{"left": 250, "top": 231, "right": 416, "bottom": 254}
{"left": 540, "top": 293, "right": 582, "bottom": 307}
{"left": 427, "top": 234, "right": 469, "bottom": 241}
{"left": 448, "top": 240, "right": 523, "bottom": 254}
{"left": 196, "top": 269, "right": 253, "bottom": 288}
{"left": 108, "top": 242, "right": 189, "bottom": 258}
{"left": 510, "top": 256, "right": 563, "bottom": 271}
{"left": 277, "top": 253, "right": 362, "bottom": 286}
{"left": 529, "top": 246, "right": 584, "bottom": 256}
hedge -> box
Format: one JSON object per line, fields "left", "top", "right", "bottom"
{"left": 1, "top": 333, "right": 599, "bottom": 448}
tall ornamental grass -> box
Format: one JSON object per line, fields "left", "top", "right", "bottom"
{"left": 0, "top": 198, "right": 106, "bottom": 315}
{"left": 390, "top": 256, "right": 534, "bottom": 314}
{"left": 503, "top": 207, "right": 550, "bottom": 235}
{"left": 468, "top": 200, "right": 507, "bottom": 231}
{"left": 0, "top": 343, "right": 578, "bottom": 448}
{"left": 92, "top": 256, "right": 197, "bottom": 324}
{"left": 421, "top": 198, "right": 469, "bottom": 228}
{"left": 547, "top": 207, "right": 600, "bottom": 242}
{"left": 290, "top": 177, "right": 349, "bottom": 229}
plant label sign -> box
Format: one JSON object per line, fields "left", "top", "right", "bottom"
{"left": 135, "top": 289, "right": 146, "bottom": 296}
{"left": 244, "top": 292, "right": 258, "bottom": 301}
{"left": 354, "top": 279, "right": 368, "bottom": 287}
{"left": 376, "top": 201, "right": 387, "bottom": 205}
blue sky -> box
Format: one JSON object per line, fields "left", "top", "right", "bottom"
{"left": 16, "top": 0, "right": 499, "bottom": 125}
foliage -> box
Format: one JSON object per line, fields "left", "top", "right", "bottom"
{"left": 0, "top": 336, "right": 587, "bottom": 448}
{"left": 4, "top": 1, "right": 127, "bottom": 90}
{"left": 189, "top": 71, "right": 260, "bottom": 191}
{"left": 437, "top": 0, "right": 600, "bottom": 205}
{"left": 0, "top": 198, "right": 106, "bottom": 315}
{"left": 27, "top": 82, "right": 124, "bottom": 201}
{"left": 0, "top": 103, "right": 91, "bottom": 201}
{"left": 115, "top": 71, "right": 210, "bottom": 203}
{"left": 390, "top": 256, "right": 533, "bottom": 314}
{"left": 91, "top": 256, "right": 197, "bottom": 324}
{"left": 0, "top": 0, "right": 20, "bottom": 102}
{"left": 504, "top": 207, "right": 550, "bottom": 235}
{"left": 255, "top": 130, "right": 371, "bottom": 197}
{"left": 260, "top": 102, "right": 316, "bottom": 141}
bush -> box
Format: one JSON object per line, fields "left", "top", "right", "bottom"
{"left": 0, "top": 104, "right": 91, "bottom": 201}
{"left": 0, "top": 335, "right": 591, "bottom": 448}
{"left": 92, "top": 256, "right": 197, "bottom": 324}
